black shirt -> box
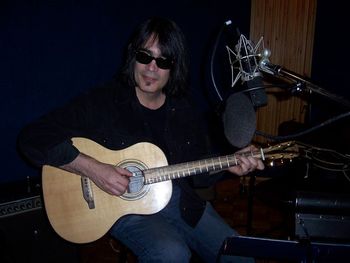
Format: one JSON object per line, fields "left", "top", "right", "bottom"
{"left": 139, "top": 100, "right": 168, "bottom": 156}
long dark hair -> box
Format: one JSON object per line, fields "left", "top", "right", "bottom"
{"left": 121, "top": 17, "right": 189, "bottom": 97}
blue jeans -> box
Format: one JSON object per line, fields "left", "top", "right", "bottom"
{"left": 110, "top": 184, "right": 254, "bottom": 263}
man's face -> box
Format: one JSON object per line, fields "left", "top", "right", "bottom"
{"left": 134, "top": 38, "right": 171, "bottom": 96}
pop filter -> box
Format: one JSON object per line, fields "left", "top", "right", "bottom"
{"left": 223, "top": 92, "right": 256, "bottom": 148}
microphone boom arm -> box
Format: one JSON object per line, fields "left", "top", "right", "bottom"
{"left": 260, "top": 61, "right": 350, "bottom": 109}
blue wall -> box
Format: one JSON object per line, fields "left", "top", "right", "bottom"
{"left": 0, "top": 0, "right": 251, "bottom": 184}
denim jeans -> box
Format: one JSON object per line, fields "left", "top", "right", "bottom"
{"left": 110, "top": 184, "right": 254, "bottom": 263}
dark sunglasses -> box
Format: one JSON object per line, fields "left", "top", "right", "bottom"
{"left": 135, "top": 50, "right": 173, "bottom": 70}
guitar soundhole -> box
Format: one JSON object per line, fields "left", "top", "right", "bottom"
{"left": 118, "top": 161, "right": 150, "bottom": 201}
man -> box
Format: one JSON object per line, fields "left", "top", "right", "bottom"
{"left": 18, "top": 17, "right": 264, "bottom": 262}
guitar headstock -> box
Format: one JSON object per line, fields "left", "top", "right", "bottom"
{"left": 260, "top": 141, "right": 300, "bottom": 166}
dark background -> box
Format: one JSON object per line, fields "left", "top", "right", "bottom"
{"left": 0, "top": 0, "right": 251, "bottom": 185}
{"left": 1, "top": 1, "right": 349, "bottom": 187}
{"left": 307, "top": 2, "right": 350, "bottom": 153}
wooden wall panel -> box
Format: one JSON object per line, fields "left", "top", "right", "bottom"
{"left": 250, "top": 0, "right": 317, "bottom": 143}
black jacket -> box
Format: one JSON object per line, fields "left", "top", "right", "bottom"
{"left": 18, "top": 78, "right": 221, "bottom": 226}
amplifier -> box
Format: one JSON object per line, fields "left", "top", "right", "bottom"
{"left": 0, "top": 181, "right": 78, "bottom": 263}
{"left": 0, "top": 195, "right": 42, "bottom": 218}
{"left": 295, "top": 191, "right": 350, "bottom": 241}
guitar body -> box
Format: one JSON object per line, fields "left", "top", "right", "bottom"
{"left": 42, "top": 137, "right": 298, "bottom": 244}
{"left": 42, "top": 137, "right": 171, "bottom": 244}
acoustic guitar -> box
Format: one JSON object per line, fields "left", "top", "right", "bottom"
{"left": 42, "top": 137, "right": 299, "bottom": 243}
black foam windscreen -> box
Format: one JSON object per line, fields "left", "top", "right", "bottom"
{"left": 223, "top": 93, "right": 256, "bottom": 148}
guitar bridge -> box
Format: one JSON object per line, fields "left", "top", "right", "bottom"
{"left": 81, "top": 176, "right": 95, "bottom": 209}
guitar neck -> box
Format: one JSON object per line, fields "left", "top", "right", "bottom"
{"left": 143, "top": 151, "right": 262, "bottom": 184}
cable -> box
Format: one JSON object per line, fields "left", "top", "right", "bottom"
{"left": 210, "top": 20, "right": 232, "bottom": 102}
{"left": 255, "top": 111, "right": 350, "bottom": 141}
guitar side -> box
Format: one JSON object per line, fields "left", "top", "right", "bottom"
{"left": 42, "top": 137, "right": 172, "bottom": 244}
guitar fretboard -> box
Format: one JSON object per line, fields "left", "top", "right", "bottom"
{"left": 143, "top": 151, "right": 261, "bottom": 184}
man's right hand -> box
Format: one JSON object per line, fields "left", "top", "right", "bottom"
{"left": 60, "top": 153, "right": 133, "bottom": 196}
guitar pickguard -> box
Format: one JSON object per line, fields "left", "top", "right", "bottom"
{"left": 118, "top": 159, "right": 151, "bottom": 201}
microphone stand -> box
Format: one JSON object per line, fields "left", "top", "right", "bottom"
{"left": 261, "top": 63, "right": 350, "bottom": 109}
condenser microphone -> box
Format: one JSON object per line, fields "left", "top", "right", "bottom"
{"left": 235, "top": 34, "right": 267, "bottom": 108}
{"left": 223, "top": 92, "right": 256, "bottom": 148}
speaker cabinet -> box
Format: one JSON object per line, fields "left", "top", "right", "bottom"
{"left": 295, "top": 191, "right": 350, "bottom": 241}
{"left": 0, "top": 195, "right": 79, "bottom": 263}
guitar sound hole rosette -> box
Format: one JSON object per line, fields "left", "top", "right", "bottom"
{"left": 118, "top": 160, "right": 150, "bottom": 201}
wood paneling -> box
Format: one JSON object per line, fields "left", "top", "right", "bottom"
{"left": 250, "top": 0, "right": 317, "bottom": 143}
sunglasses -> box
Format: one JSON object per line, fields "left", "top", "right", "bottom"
{"left": 135, "top": 50, "right": 173, "bottom": 70}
